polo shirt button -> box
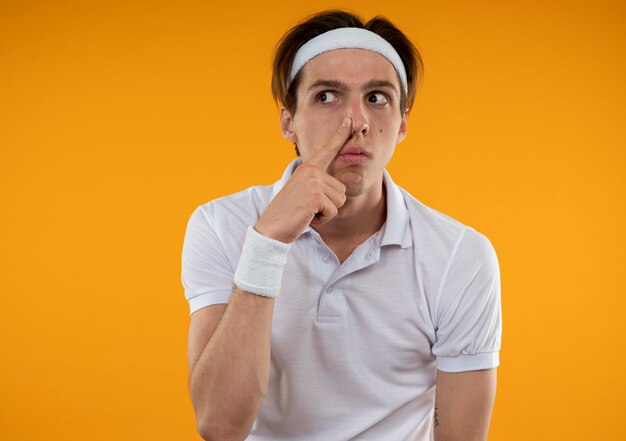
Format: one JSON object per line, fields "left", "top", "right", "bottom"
{"left": 322, "top": 255, "right": 331, "bottom": 263}
{"left": 325, "top": 287, "right": 334, "bottom": 294}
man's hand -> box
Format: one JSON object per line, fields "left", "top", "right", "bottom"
{"left": 255, "top": 116, "right": 353, "bottom": 244}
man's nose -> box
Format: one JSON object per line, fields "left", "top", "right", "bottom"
{"left": 347, "top": 99, "right": 369, "bottom": 136}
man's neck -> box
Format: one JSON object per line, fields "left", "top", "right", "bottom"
{"left": 312, "top": 180, "right": 387, "bottom": 261}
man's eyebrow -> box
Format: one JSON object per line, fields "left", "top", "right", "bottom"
{"left": 363, "top": 80, "right": 398, "bottom": 93}
{"left": 306, "top": 79, "right": 399, "bottom": 94}
{"left": 307, "top": 80, "right": 347, "bottom": 92}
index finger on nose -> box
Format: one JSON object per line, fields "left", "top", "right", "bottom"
{"left": 306, "top": 116, "right": 352, "bottom": 171}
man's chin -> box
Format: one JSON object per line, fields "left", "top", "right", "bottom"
{"left": 339, "top": 175, "right": 366, "bottom": 198}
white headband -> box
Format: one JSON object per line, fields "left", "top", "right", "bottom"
{"left": 288, "top": 27, "right": 408, "bottom": 95}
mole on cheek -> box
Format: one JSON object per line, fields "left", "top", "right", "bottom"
{"left": 379, "top": 129, "right": 384, "bottom": 134}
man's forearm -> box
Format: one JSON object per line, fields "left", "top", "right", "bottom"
{"left": 190, "top": 287, "right": 274, "bottom": 441}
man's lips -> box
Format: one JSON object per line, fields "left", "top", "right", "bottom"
{"left": 336, "top": 147, "right": 371, "bottom": 165}
{"left": 338, "top": 147, "right": 370, "bottom": 158}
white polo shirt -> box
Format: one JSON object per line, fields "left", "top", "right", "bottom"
{"left": 181, "top": 159, "right": 502, "bottom": 440}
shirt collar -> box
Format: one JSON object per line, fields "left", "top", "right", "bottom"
{"left": 270, "top": 157, "right": 302, "bottom": 200}
{"left": 270, "top": 158, "right": 412, "bottom": 248}
{"left": 380, "top": 169, "right": 413, "bottom": 249}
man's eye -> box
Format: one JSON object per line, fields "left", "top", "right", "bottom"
{"left": 317, "top": 91, "right": 338, "bottom": 103}
{"left": 368, "top": 92, "right": 389, "bottom": 104}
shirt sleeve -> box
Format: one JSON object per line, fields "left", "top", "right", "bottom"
{"left": 432, "top": 228, "right": 502, "bottom": 373}
{"left": 181, "top": 204, "right": 235, "bottom": 315}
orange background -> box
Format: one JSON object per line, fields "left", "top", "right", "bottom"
{"left": 1, "top": 0, "right": 625, "bottom": 440}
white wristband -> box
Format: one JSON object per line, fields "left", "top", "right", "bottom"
{"left": 233, "top": 226, "right": 292, "bottom": 297}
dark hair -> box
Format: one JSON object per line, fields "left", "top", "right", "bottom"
{"left": 271, "top": 10, "right": 423, "bottom": 117}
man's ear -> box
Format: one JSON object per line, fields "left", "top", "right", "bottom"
{"left": 396, "top": 109, "right": 409, "bottom": 144}
{"left": 280, "top": 107, "right": 298, "bottom": 143}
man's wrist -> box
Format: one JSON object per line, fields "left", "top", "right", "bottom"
{"left": 233, "top": 226, "right": 292, "bottom": 297}
{"left": 253, "top": 222, "right": 297, "bottom": 245}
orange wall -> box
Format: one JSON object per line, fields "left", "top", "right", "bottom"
{"left": 1, "top": 1, "right": 625, "bottom": 440}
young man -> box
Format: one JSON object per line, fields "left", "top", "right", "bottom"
{"left": 182, "top": 10, "right": 501, "bottom": 441}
